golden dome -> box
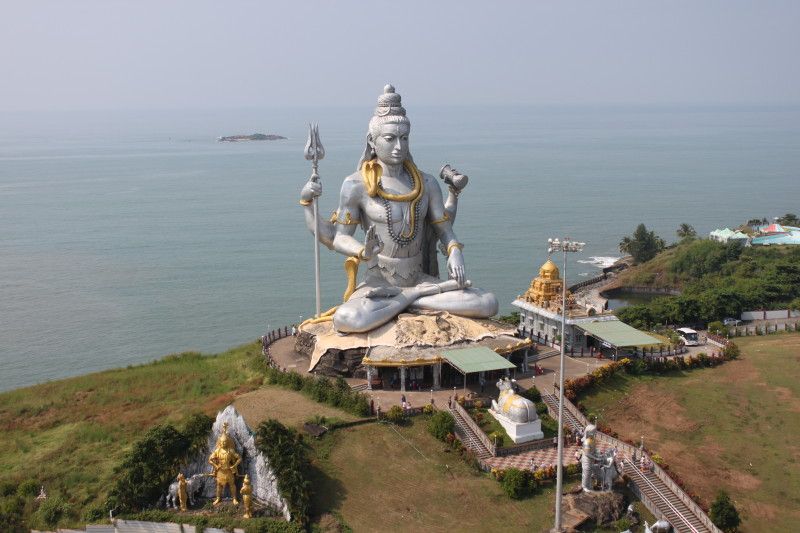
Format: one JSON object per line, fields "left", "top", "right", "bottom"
{"left": 539, "top": 258, "right": 560, "bottom": 280}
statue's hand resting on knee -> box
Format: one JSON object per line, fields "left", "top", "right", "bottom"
{"left": 447, "top": 247, "right": 466, "bottom": 287}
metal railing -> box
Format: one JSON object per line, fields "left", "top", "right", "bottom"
{"left": 261, "top": 325, "right": 295, "bottom": 366}
{"left": 622, "top": 459, "right": 704, "bottom": 533}
{"left": 451, "top": 400, "right": 496, "bottom": 456}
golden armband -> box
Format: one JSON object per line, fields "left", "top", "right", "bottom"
{"left": 447, "top": 242, "right": 464, "bottom": 256}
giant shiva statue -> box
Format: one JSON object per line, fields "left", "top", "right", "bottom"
{"left": 299, "top": 85, "right": 498, "bottom": 333}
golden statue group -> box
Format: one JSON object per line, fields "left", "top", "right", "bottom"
{"left": 170, "top": 421, "right": 253, "bottom": 518}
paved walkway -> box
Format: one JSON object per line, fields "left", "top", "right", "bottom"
{"left": 483, "top": 442, "right": 611, "bottom": 471}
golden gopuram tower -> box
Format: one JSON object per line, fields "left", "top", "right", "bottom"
{"left": 521, "top": 257, "right": 569, "bottom": 312}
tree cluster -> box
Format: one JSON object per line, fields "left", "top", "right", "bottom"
{"left": 106, "top": 413, "right": 212, "bottom": 513}
{"left": 776, "top": 213, "right": 799, "bottom": 227}
{"left": 616, "top": 240, "right": 800, "bottom": 328}
{"left": 619, "top": 223, "right": 665, "bottom": 264}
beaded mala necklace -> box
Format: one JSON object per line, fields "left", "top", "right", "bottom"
{"left": 364, "top": 159, "right": 424, "bottom": 247}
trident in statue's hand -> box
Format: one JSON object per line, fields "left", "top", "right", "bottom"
{"left": 304, "top": 124, "right": 325, "bottom": 318}
{"left": 304, "top": 123, "right": 325, "bottom": 175}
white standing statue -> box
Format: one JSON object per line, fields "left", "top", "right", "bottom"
{"left": 299, "top": 85, "right": 498, "bottom": 333}
{"left": 580, "top": 423, "right": 619, "bottom": 492}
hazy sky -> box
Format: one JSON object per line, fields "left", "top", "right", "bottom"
{"left": 2, "top": 1, "right": 799, "bottom": 111}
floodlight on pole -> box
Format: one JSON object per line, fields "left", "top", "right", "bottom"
{"left": 549, "top": 236, "right": 585, "bottom": 532}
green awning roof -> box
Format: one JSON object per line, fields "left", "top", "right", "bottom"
{"left": 577, "top": 320, "right": 661, "bottom": 348}
{"left": 442, "top": 346, "right": 517, "bottom": 374}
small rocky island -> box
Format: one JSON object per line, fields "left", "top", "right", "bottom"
{"left": 217, "top": 133, "right": 287, "bottom": 142}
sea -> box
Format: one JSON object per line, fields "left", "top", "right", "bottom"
{"left": 2, "top": 104, "right": 799, "bottom": 392}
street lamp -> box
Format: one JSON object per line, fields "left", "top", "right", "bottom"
{"left": 548, "top": 237, "right": 585, "bottom": 533}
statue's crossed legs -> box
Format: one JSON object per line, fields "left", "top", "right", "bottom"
{"left": 332, "top": 278, "right": 498, "bottom": 333}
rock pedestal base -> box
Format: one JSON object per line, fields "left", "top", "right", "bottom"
{"left": 561, "top": 490, "right": 626, "bottom": 531}
{"left": 488, "top": 410, "right": 544, "bottom": 443}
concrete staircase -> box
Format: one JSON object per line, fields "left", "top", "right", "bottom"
{"left": 449, "top": 406, "right": 492, "bottom": 460}
{"left": 541, "top": 393, "right": 584, "bottom": 433}
{"left": 541, "top": 393, "right": 717, "bottom": 533}
{"left": 621, "top": 460, "right": 711, "bottom": 533}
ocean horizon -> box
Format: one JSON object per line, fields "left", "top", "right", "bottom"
{"left": 2, "top": 103, "right": 799, "bottom": 392}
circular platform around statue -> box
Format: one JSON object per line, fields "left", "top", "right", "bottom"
{"left": 293, "top": 311, "right": 529, "bottom": 376}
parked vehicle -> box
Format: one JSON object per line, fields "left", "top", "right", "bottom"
{"left": 723, "top": 317, "right": 741, "bottom": 326}
{"left": 676, "top": 327, "right": 701, "bottom": 346}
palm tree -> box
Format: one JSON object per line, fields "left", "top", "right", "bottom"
{"left": 619, "top": 236, "right": 632, "bottom": 255}
{"left": 676, "top": 223, "right": 697, "bottom": 240}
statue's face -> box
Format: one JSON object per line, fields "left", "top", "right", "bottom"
{"left": 370, "top": 122, "right": 410, "bottom": 166}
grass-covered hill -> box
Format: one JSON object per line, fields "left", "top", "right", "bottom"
{"left": 612, "top": 239, "right": 800, "bottom": 328}
{"left": 0, "top": 343, "right": 561, "bottom": 532}
{"left": 0, "top": 344, "right": 266, "bottom": 530}
{"left": 574, "top": 333, "right": 800, "bottom": 532}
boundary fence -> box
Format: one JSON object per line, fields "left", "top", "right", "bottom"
{"left": 261, "top": 325, "right": 295, "bottom": 366}
{"left": 727, "top": 321, "right": 800, "bottom": 337}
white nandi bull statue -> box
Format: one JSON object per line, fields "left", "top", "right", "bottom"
{"left": 488, "top": 378, "right": 544, "bottom": 443}
{"left": 491, "top": 378, "right": 538, "bottom": 423}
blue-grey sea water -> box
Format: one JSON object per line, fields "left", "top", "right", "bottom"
{"left": 1, "top": 105, "right": 799, "bottom": 392}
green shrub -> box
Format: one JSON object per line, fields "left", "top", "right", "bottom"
{"left": 15, "top": 479, "right": 38, "bottom": 498}
{"left": 0, "top": 480, "right": 16, "bottom": 497}
{"left": 710, "top": 490, "right": 741, "bottom": 532}
{"left": 614, "top": 517, "right": 632, "bottom": 531}
{"left": 0, "top": 494, "right": 26, "bottom": 532}
{"left": 626, "top": 358, "right": 648, "bottom": 375}
{"left": 520, "top": 386, "right": 541, "bottom": 403}
{"left": 107, "top": 424, "right": 190, "bottom": 513}
{"left": 723, "top": 342, "right": 740, "bottom": 360}
{"left": 83, "top": 505, "right": 106, "bottom": 523}
{"left": 384, "top": 405, "right": 406, "bottom": 424}
{"left": 35, "top": 495, "right": 70, "bottom": 527}
{"left": 181, "top": 412, "right": 214, "bottom": 456}
{"left": 501, "top": 468, "right": 536, "bottom": 499}
{"left": 124, "top": 509, "right": 302, "bottom": 533}
{"left": 255, "top": 419, "right": 310, "bottom": 526}
{"left": 266, "top": 368, "right": 370, "bottom": 417}
{"left": 286, "top": 371, "right": 304, "bottom": 391}
{"left": 708, "top": 321, "right": 725, "bottom": 335}
{"left": 427, "top": 410, "right": 455, "bottom": 441}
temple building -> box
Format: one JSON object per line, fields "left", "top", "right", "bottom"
{"left": 512, "top": 257, "right": 660, "bottom": 356}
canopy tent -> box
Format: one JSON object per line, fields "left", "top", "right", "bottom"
{"left": 442, "top": 346, "right": 517, "bottom": 391}
{"left": 442, "top": 346, "right": 517, "bottom": 374}
{"left": 577, "top": 320, "right": 661, "bottom": 349}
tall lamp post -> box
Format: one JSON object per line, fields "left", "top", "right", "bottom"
{"left": 548, "top": 237, "right": 585, "bottom": 532}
